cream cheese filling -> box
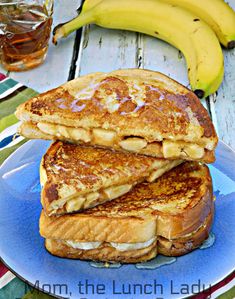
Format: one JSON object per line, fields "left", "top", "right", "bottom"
{"left": 65, "top": 240, "right": 102, "bottom": 250}
{"left": 64, "top": 237, "right": 156, "bottom": 251}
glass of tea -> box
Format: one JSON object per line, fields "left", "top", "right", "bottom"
{"left": 0, "top": 0, "right": 53, "bottom": 71}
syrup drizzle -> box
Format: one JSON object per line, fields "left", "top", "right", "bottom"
{"left": 55, "top": 77, "right": 155, "bottom": 115}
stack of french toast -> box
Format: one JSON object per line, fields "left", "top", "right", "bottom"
{"left": 15, "top": 69, "right": 217, "bottom": 263}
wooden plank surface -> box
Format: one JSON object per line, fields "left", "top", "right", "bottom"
{"left": 77, "top": 25, "right": 138, "bottom": 76}
{"left": 209, "top": 0, "right": 235, "bottom": 149}
{"left": 0, "top": 0, "right": 81, "bottom": 92}
{"left": 138, "top": 35, "right": 189, "bottom": 87}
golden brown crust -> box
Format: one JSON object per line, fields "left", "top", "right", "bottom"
{"left": 152, "top": 163, "right": 213, "bottom": 238}
{"left": 40, "top": 141, "right": 182, "bottom": 215}
{"left": 16, "top": 69, "right": 218, "bottom": 158}
{"left": 40, "top": 162, "right": 213, "bottom": 242}
{"left": 41, "top": 141, "right": 175, "bottom": 213}
{"left": 82, "top": 162, "right": 212, "bottom": 224}
{"left": 83, "top": 162, "right": 210, "bottom": 209}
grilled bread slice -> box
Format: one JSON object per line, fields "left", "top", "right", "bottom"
{"left": 41, "top": 141, "right": 182, "bottom": 215}
{"left": 40, "top": 162, "right": 214, "bottom": 263}
{"left": 44, "top": 210, "right": 212, "bottom": 262}
{"left": 16, "top": 69, "right": 218, "bottom": 163}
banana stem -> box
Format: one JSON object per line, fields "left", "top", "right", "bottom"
{"left": 53, "top": 10, "right": 95, "bottom": 44}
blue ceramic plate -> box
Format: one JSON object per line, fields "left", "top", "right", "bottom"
{"left": 0, "top": 140, "right": 235, "bottom": 299}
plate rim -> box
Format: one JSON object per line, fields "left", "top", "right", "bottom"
{"left": 0, "top": 139, "right": 235, "bottom": 299}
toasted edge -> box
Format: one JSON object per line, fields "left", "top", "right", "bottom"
{"left": 40, "top": 212, "right": 157, "bottom": 243}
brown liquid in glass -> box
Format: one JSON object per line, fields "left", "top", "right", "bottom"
{"left": 0, "top": 3, "right": 52, "bottom": 71}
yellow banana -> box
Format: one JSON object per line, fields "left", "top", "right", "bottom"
{"left": 82, "top": 0, "right": 235, "bottom": 48}
{"left": 82, "top": 0, "right": 102, "bottom": 11}
{"left": 161, "top": 0, "right": 235, "bottom": 49}
{"left": 53, "top": 0, "right": 224, "bottom": 97}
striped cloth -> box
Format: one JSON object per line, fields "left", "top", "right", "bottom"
{"left": 0, "top": 73, "right": 234, "bottom": 299}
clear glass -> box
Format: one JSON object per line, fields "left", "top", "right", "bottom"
{"left": 0, "top": 0, "right": 53, "bottom": 71}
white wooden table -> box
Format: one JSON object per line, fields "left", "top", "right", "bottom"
{"left": 0, "top": 0, "right": 235, "bottom": 149}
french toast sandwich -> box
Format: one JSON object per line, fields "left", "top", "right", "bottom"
{"left": 15, "top": 68, "right": 216, "bottom": 263}
{"left": 40, "top": 162, "right": 214, "bottom": 263}
{"left": 16, "top": 69, "right": 218, "bottom": 163}
{"left": 41, "top": 141, "right": 182, "bottom": 215}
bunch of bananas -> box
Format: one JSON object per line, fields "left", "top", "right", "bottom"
{"left": 53, "top": 0, "right": 235, "bottom": 98}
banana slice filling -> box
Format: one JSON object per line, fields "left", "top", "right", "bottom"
{"left": 48, "top": 160, "right": 182, "bottom": 215}
{"left": 36, "top": 122, "right": 211, "bottom": 159}
{"left": 50, "top": 183, "right": 133, "bottom": 214}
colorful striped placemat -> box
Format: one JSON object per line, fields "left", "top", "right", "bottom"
{"left": 0, "top": 73, "right": 234, "bottom": 299}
